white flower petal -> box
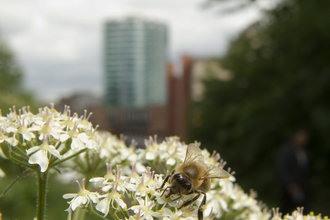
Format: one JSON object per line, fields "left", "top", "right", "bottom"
{"left": 90, "top": 177, "right": 106, "bottom": 186}
{"left": 77, "top": 133, "right": 89, "bottom": 143}
{"left": 115, "top": 198, "right": 127, "bottom": 209}
{"left": 48, "top": 146, "right": 62, "bottom": 159}
{"left": 135, "top": 163, "right": 146, "bottom": 174}
{"left": 65, "top": 207, "right": 72, "bottom": 220}
{"left": 0, "top": 168, "right": 5, "bottom": 177}
{"left": 63, "top": 194, "right": 77, "bottom": 199}
{"left": 102, "top": 185, "right": 112, "bottom": 192}
{"left": 124, "top": 183, "right": 137, "bottom": 192}
{"left": 136, "top": 197, "right": 144, "bottom": 206}
{"left": 161, "top": 207, "right": 173, "bottom": 217}
{"left": 38, "top": 133, "right": 45, "bottom": 141}
{"left": 88, "top": 193, "right": 99, "bottom": 203}
{"left": 71, "top": 196, "right": 83, "bottom": 211}
{"left": 130, "top": 205, "right": 142, "bottom": 214}
{"left": 3, "top": 137, "right": 17, "bottom": 146}
{"left": 50, "top": 129, "right": 61, "bottom": 140}
{"left": 60, "top": 134, "right": 70, "bottom": 142}
{"left": 166, "top": 158, "right": 176, "bottom": 166}
{"left": 71, "top": 138, "right": 85, "bottom": 149}
{"left": 82, "top": 196, "right": 88, "bottom": 205}
{"left": 28, "top": 150, "right": 49, "bottom": 172}
{"left": 146, "top": 152, "right": 155, "bottom": 160}
{"left": 145, "top": 215, "right": 153, "bottom": 220}
{"left": 23, "top": 132, "right": 35, "bottom": 141}
{"left": 26, "top": 146, "right": 40, "bottom": 155}
{"left": 28, "top": 125, "right": 41, "bottom": 132}
{"left": 96, "top": 198, "right": 110, "bottom": 216}
{"left": 219, "top": 198, "right": 228, "bottom": 212}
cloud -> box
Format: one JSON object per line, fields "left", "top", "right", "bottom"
{"left": 0, "top": 0, "right": 261, "bottom": 102}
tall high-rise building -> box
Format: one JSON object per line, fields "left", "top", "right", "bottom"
{"left": 103, "top": 17, "right": 167, "bottom": 107}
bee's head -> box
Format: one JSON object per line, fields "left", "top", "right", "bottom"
{"left": 170, "top": 173, "right": 192, "bottom": 194}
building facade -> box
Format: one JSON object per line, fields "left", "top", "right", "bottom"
{"left": 106, "top": 55, "right": 193, "bottom": 145}
{"left": 103, "top": 17, "right": 167, "bottom": 107}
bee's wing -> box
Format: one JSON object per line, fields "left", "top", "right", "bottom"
{"left": 183, "top": 144, "right": 205, "bottom": 165}
{"left": 200, "top": 165, "right": 230, "bottom": 179}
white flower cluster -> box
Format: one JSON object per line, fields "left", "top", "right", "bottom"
{"left": 0, "top": 105, "right": 99, "bottom": 173}
{"left": 271, "top": 208, "right": 328, "bottom": 220}
{"left": 3, "top": 105, "right": 322, "bottom": 220}
{"left": 63, "top": 136, "right": 271, "bottom": 220}
{"left": 134, "top": 137, "right": 270, "bottom": 220}
{"left": 95, "top": 131, "right": 145, "bottom": 175}
{"left": 64, "top": 165, "right": 198, "bottom": 220}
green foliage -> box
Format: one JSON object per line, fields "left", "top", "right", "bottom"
{"left": 0, "top": 161, "right": 90, "bottom": 220}
{"left": 0, "top": 32, "right": 42, "bottom": 219}
{"left": 202, "top": 0, "right": 261, "bottom": 14}
{"left": 189, "top": 0, "right": 330, "bottom": 214}
{"left": 0, "top": 38, "right": 22, "bottom": 92}
{"left": 0, "top": 35, "right": 37, "bottom": 114}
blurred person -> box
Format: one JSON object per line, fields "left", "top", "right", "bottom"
{"left": 277, "top": 129, "right": 310, "bottom": 214}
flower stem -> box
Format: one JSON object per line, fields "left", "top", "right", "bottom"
{"left": 0, "top": 169, "right": 33, "bottom": 198}
{"left": 109, "top": 209, "right": 120, "bottom": 220}
{"left": 37, "top": 171, "right": 49, "bottom": 220}
{"left": 149, "top": 160, "right": 162, "bottom": 174}
{"left": 49, "top": 148, "right": 87, "bottom": 168}
{"left": 0, "top": 143, "right": 35, "bottom": 169}
{"left": 72, "top": 207, "right": 86, "bottom": 220}
{"left": 86, "top": 204, "right": 111, "bottom": 220}
{"left": 120, "top": 209, "right": 129, "bottom": 219}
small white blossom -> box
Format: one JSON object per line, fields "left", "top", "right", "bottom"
{"left": 84, "top": 126, "right": 100, "bottom": 150}
{"left": 271, "top": 207, "right": 327, "bottom": 220}
{"left": 95, "top": 184, "right": 127, "bottom": 216}
{"left": 162, "top": 207, "right": 196, "bottom": 220}
{"left": 100, "top": 165, "right": 126, "bottom": 193}
{"left": 26, "top": 137, "right": 62, "bottom": 172}
{"left": 76, "top": 110, "right": 93, "bottom": 130}
{"left": 63, "top": 179, "right": 99, "bottom": 220}
{"left": 60, "top": 123, "right": 88, "bottom": 150}
{"left": 15, "top": 118, "right": 37, "bottom": 142}
{"left": 205, "top": 190, "right": 228, "bottom": 218}
{"left": 130, "top": 196, "right": 162, "bottom": 220}
{"left": 38, "top": 118, "right": 63, "bottom": 141}
{"left": 89, "top": 163, "right": 115, "bottom": 187}
{"left": 0, "top": 128, "right": 17, "bottom": 146}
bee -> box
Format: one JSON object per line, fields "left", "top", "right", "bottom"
{"left": 157, "top": 144, "right": 230, "bottom": 220}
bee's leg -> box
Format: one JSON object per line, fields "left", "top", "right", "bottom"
{"left": 160, "top": 186, "right": 171, "bottom": 197}
{"left": 178, "top": 191, "right": 201, "bottom": 210}
{"left": 157, "top": 175, "right": 170, "bottom": 190}
{"left": 157, "top": 169, "right": 175, "bottom": 191}
{"left": 174, "top": 190, "right": 192, "bottom": 201}
{"left": 197, "top": 191, "right": 207, "bottom": 220}
{"left": 171, "top": 190, "right": 182, "bottom": 201}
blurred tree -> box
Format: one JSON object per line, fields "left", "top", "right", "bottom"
{"left": 0, "top": 32, "right": 41, "bottom": 219}
{"left": 0, "top": 34, "right": 36, "bottom": 113}
{"left": 201, "top": 0, "right": 271, "bottom": 14}
{"left": 189, "top": 0, "right": 330, "bottom": 214}
{"left": 0, "top": 31, "right": 100, "bottom": 220}
{"left": 0, "top": 38, "right": 22, "bottom": 92}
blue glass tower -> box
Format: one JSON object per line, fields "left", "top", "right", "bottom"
{"left": 103, "top": 17, "right": 167, "bottom": 107}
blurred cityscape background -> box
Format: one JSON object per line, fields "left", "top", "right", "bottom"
{"left": 1, "top": 0, "right": 330, "bottom": 219}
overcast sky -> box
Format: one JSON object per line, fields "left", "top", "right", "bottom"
{"left": 0, "top": 0, "right": 263, "bottom": 102}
